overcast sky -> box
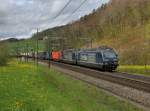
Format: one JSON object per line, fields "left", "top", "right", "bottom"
{"left": 0, "top": 0, "right": 109, "bottom": 40}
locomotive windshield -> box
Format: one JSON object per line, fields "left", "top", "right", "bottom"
{"left": 103, "top": 50, "right": 117, "bottom": 59}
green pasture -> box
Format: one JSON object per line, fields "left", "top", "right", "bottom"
{"left": 0, "top": 60, "right": 142, "bottom": 111}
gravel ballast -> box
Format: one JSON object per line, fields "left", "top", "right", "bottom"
{"left": 52, "top": 65, "right": 150, "bottom": 111}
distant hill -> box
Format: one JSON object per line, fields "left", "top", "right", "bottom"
{"left": 0, "top": 38, "right": 26, "bottom": 43}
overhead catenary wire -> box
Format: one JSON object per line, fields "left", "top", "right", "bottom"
{"left": 60, "top": 0, "right": 88, "bottom": 25}
{"left": 47, "top": 0, "right": 89, "bottom": 49}
{"left": 67, "top": 0, "right": 88, "bottom": 19}
{"left": 42, "top": 0, "right": 74, "bottom": 50}
{"left": 49, "top": 0, "right": 88, "bottom": 27}
{"left": 53, "top": 0, "right": 74, "bottom": 20}
{"left": 39, "top": 0, "right": 73, "bottom": 30}
{"left": 56, "top": 0, "right": 89, "bottom": 49}
{"left": 46, "top": 0, "right": 74, "bottom": 39}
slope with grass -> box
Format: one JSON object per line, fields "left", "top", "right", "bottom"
{"left": 0, "top": 60, "right": 143, "bottom": 111}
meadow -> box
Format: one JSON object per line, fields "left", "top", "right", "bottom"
{"left": 0, "top": 60, "right": 143, "bottom": 111}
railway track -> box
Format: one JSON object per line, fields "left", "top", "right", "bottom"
{"left": 24, "top": 57, "right": 150, "bottom": 93}
{"left": 42, "top": 60, "right": 150, "bottom": 93}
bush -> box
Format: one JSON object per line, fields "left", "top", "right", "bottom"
{"left": 0, "top": 43, "right": 10, "bottom": 66}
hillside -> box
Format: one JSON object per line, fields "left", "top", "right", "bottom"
{"left": 25, "top": 0, "right": 150, "bottom": 65}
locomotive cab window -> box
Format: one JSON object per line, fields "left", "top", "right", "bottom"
{"left": 103, "top": 50, "right": 117, "bottom": 59}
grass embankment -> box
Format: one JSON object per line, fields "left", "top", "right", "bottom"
{"left": 0, "top": 61, "right": 143, "bottom": 111}
{"left": 118, "top": 65, "right": 150, "bottom": 76}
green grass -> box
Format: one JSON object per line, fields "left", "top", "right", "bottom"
{"left": 118, "top": 65, "right": 150, "bottom": 76}
{"left": 0, "top": 61, "right": 143, "bottom": 111}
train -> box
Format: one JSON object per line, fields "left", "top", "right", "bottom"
{"left": 28, "top": 46, "right": 119, "bottom": 71}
